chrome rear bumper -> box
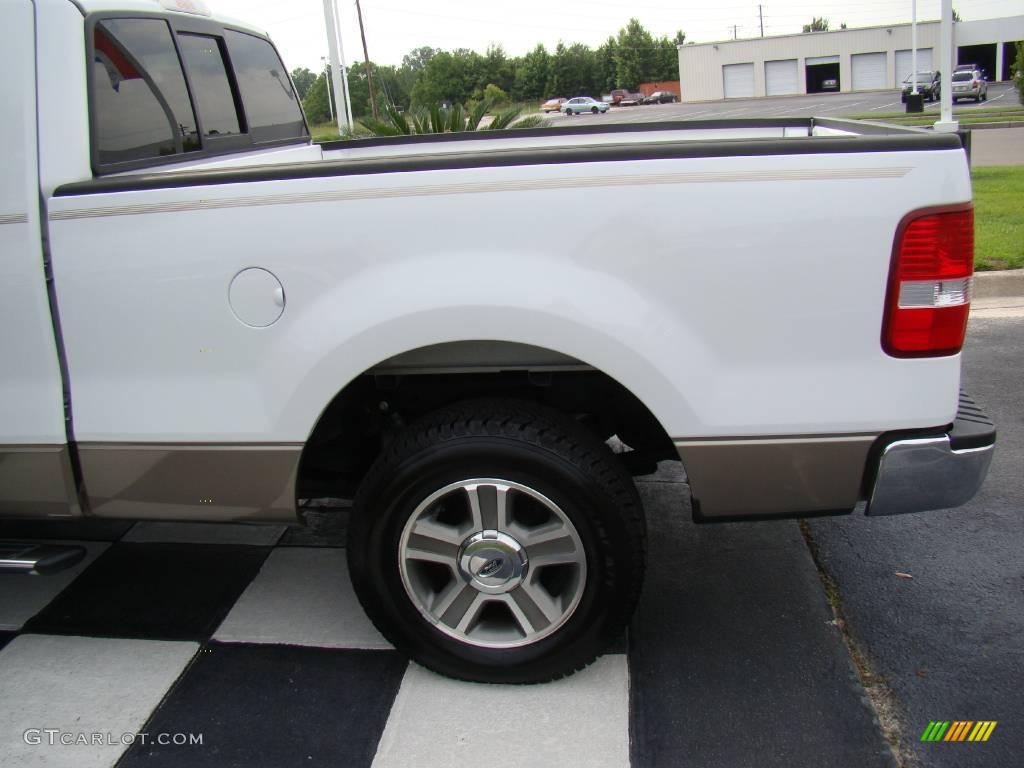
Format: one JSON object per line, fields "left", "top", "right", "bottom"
{"left": 866, "top": 392, "right": 995, "bottom": 516}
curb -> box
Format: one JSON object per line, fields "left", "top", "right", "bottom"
{"left": 963, "top": 121, "right": 1024, "bottom": 130}
{"left": 973, "top": 269, "right": 1024, "bottom": 299}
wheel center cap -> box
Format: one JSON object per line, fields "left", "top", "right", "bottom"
{"left": 458, "top": 530, "right": 528, "bottom": 594}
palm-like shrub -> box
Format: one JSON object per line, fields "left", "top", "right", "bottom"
{"left": 361, "top": 100, "right": 544, "bottom": 136}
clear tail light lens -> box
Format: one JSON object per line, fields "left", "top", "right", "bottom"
{"left": 882, "top": 206, "right": 974, "bottom": 357}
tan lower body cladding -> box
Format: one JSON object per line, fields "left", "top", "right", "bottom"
{"left": 674, "top": 434, "right": 877, "bottom": 520}
{"left": 0, "top": 444, "right": 81, "bottom": 517}
{"left": 76, "top": 443, "right": 302, "bottom": 522}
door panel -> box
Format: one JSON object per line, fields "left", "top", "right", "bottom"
{"left": 0, "top": 1, "right": 78, "bottom": 517}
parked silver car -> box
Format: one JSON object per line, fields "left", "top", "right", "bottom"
{"left": 951, "top": 70, "right": 987, "bottom": 102}
{"left": 562, "top": 97, "right": 610, "bottom": 115}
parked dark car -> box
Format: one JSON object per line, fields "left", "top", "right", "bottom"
{"left": 901, "top": 71, "right": 941, "bottom": 102}
{"left": 643, "top": 91, "right": 678, "bottom": 104}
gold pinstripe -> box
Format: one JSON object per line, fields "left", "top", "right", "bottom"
{"left": 49, "top": 166, "right": 912, "bottom": 221}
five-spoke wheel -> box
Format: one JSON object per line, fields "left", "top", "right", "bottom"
{"left": 398, "top": 479, "right": 586, "bottom": 648}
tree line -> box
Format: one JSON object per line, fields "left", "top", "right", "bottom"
{"left": 295, "top": 18, "right": 685, "bottom": 123}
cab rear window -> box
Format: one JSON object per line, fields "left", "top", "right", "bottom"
{"left": 91, "top": 19, "right": 199, "bottom": 164}
{"left": 225, "top": 31, "right": 306, "bottom": 143}
{"left": 88, "top": 15, "right": 307, "bottom": 174}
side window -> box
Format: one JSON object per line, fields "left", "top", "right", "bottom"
{"left": 177, "top": 33, "right": 243, "bottom": 137}
{"left": 225, "top": 31, "right": 307, "bottom": 143}
{"left": 91, "top": 19, "right": 199, "bottom": 165}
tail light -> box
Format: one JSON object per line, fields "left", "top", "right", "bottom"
{"left": 882, "top": 205, "right": 974, "bottom": 357}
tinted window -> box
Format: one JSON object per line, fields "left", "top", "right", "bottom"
{"left": 952, "top": 72, "right": 973, "bottom": 81}
{"left": 91, "top": 19, "right": 199, "bottom": 164}
{"left": 225, "top": 31, "right": 306, "bottom": 142}
{"left": 177, "top": 33, "right": 242, "bottom": 136}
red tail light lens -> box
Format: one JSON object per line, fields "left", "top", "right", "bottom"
{"left": 882, "top": 206, "right": 974, "bottom": 357}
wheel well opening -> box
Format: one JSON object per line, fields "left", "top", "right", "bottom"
{"left": 296, "top": 343, "right": 676, "bottom": 504}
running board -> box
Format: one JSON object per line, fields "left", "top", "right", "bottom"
{"left": 0, "top": 542, "right": 86, "bottom": 575}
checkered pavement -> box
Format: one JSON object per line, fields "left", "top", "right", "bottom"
{"left": 0, "top": 470, "right": 895, "bottom": 768}
{"left": 0, "top": 514, "right": 629, "bottom": 768}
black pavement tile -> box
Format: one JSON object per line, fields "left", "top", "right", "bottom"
{"left": 0, "top": 518, "right": 134, "bottom": 542}
{"left": 630, "top": 482, "right": 894, "bottom": 768}
{"left": 24, "top": 543, "right": 269, "bottom": 641}
{"left": 117, "top": 643, "right": 407, "bottom": 768}
{"left": 0, "top": 630, "right": 14, "bottom": 651}
{"left": 806, "top": 319, "right": 1024, "bottom": 768}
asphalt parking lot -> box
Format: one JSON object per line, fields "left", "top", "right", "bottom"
{"left": 548, "top": 82, "right": 1018, "bottom": 124}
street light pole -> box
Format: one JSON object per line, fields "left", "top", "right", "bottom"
{"left": 331, "top": 0, "right": 354, "bottom": 127}
{"left": 320, "top": 56, "right": 334, "bottom": 123}
{"left": 935, "top": 0, "right": 958, "bottom": 132}
{"left": 322, "top": 0, "right": 350, "bottom": 133}
{"left": 911, "top": 0, "right": 918, "bottom": 95}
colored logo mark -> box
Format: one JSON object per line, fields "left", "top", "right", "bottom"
{"left": 921, "top": 721, "right": 997, "bottom": 742}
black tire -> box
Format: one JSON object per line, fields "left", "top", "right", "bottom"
{"left": 591, "top": 106, "right": 599, "bottom": 114}
{"left": 347, "top": 398, "right": 646, "bottom": 683}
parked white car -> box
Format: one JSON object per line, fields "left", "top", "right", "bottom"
{"left": 1, "top": 0, "right": 994, "bottom": 684}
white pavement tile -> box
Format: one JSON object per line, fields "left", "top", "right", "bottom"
{"left": 121, "top": 521, "right": 286, "bottom": 546}
{"left": 371, "top": 655, "right": 630, "bottom": 768}
{"left": 0, "top": 541, "right": 108, "bottom": 631}
{"left": 0, "top": 634, "right": 198, "bottom": 768}
{"left": 213, "top": 547, "right": 391, "bottom": 649}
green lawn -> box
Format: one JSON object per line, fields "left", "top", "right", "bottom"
{"left": 973, "top": 165, "right": 1024, "bottom": 271}
{"left": 850, "top": 106, "right": 1024, "bottom": 127}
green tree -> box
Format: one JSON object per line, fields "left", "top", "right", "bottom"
{"left": 594, "top": 37, "right": 618, "bottom": 95}
{"left": 411, "top": 49, "right": 486, "bottom": 107}
{"left": 550, "top": 42, "right": 598, "bottom": 98}
{"left": 483, "top": 45, "right": 515, "bottom": 94}
{"left": 1013, "top": 41, "right": 1024, "bottom": 106}
{"left": 402, "top": 46, "right": 439, "bottom": 73}
{"left": 614, "top": 18, "right": 657, "bottom": 89}
{"left": 652, "top": 35, "right": 681, "bottom": 81}
{"left": 290, "top": 67, "right": 316, "bottom": 100}
{"left": 302, "top": 72, "right": 332, "bottom": 124}
{"left": 802, "top": 17, "right": 829, "bottom": 32}
{"left": 512, "top": 44, "right": 551, "bottom": 101}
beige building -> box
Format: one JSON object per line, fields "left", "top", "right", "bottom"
{"left": 677, "top": 16, "right": 1024, "bottom": 102}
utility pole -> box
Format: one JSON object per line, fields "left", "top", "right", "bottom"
{"left": 759, "top": 5, "right": 764, "bottom": 37}
{"left": 730, "top": 25, "right": 739, "bottom": 40}
{"left": 354, "top": 0, "right": 379, "bottom": 119}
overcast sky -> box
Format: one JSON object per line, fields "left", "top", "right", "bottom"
{"left": 208, "top": 0, "right": 1021, "bottom": 73}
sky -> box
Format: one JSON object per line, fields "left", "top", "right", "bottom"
{"left": 206, "top": 0, "right": 1023, "bottom": 73}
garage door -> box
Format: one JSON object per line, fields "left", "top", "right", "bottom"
{"left": 765, "top": 59, "right": 799, "bottom": 96}
{"left": 723, "top": 63, "right": 755, "bottom": 98}
{"left": 851, "top": 52, "right": 887, "bottom": 90}
{"left": 895, "top": 48, "right": 933, "bottom": 84}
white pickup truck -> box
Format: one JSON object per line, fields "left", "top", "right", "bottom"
{"left": 1, "top": 0, "right": 995, "bottom": 682}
